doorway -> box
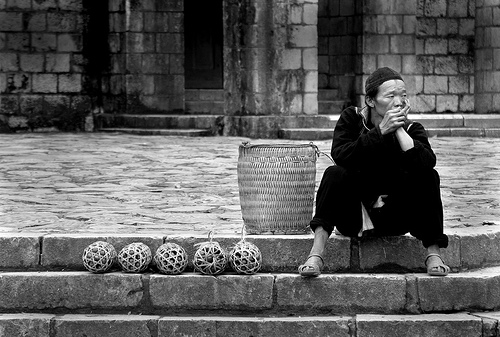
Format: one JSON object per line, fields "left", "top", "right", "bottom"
{"left": 184, "top": 0, "right": 224, "bottom": 89}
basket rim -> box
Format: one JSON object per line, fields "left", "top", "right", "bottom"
{"left": 240, "top": 143, "right": 316, "bottom": 149}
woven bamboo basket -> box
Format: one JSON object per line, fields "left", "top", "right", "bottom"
{"left": 237, "top": 143, "right": 317, "bottom": 234}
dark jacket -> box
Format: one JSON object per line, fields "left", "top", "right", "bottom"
{"left": 331, "top": 106, "right": 436, "bottom": 175}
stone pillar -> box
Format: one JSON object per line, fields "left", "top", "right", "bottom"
{"left": 475, "top": 0, "right": 500, "bottom": 113}
{"left": 224, "top": 0, "right": 318, "bottom": 116}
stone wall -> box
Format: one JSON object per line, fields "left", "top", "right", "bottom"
{"left": 224, "top": 0, "right": 318, "bottom": 116}
{"left": 0, "top": 0, "right": 92, "bottom": 131}
{"left": 356, "top": 0, "right": 476, "bottom": 113}
{"left": 318, "top": 0, "right": 362, "bottom": 103}
{"left": 475, "top": 0, "right": 500, "bottom": 113}
{"left": 107, "top": 0, "right": 185, "bottom": 114}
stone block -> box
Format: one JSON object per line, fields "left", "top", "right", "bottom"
{"left": 424, "top": 0, "right": 447, "bottom": 17}
{"left": 58, "top": 74, "right": 82, "bottom": 93}
{"left": 20, "top": 54, "right": 44, "bottom": 73}
{"left": 377, "top": 54, "right": 402, "bottom": 71}
{"left": 45, "top": 53, "right": 70, "bottom": 73}
{"left": 53, "top": 315, "right": 159, "bottom": 337}
{"left": 8, "top": 74, "right": 31, "bottom": 93}
{"left": 157, "top": 33, "right": 183, "bottom": 53}
{"left": 159, "top": 318, "right": 217, "bottom": 337}
{"left": 457, "top": 227, "right": 500, "bottom": 269}
{"left": 449, "top": 38, "right": 469, "bottom": 55}
{"left": 27, "top": 13, "right": 47, "bottom": 31}
{"left": 6, "top": 33, "right": 29, "bottom": 51}
{"left": 0, "top": 52, "right": 18, "bottom": 71}
{"left": 57, "top": 34, "right": 82, "bottom": 52}
{"left": 449, "top": 75, "right": 469, "bottom": 94}
{"left": 41, "top": 234, "right": 163, "bottom": 270}
{"left": 0, "top": 272, "right": 144, "bottom": 310}
{"left": 289, "top": 25, "right": 317, "bottom": 48}
{"left": 32, "top": 33, "right": 57, "bottom": 51}
{"left": 32, "top": 74, "right": 58, "bottom": 93}
{"left": 304, "top": 71, "right": 318, "bottom": 92}
{"left": 281, "top": 49, "right": 301, "bottom": 70}
{"left": 359, "top": 235, "right": 460, "bottom": 272}
{"left": 417, "top": 18, "right": 436, "bottom": 36}
{"left": 363, "top": 35, "right": 389, "bottom": 54}
{"left": 0, "top": 12, "right": 22, "bottom": 31}
{"left": 0, "top": 314, "right": 53, "bottom": 337}
{"left": 436, "top": 95, "right": 459, "bottom": 112}
{"left": 214, "top": 317, "right": 351, "bottom": 337}
{"left": 275, "top": 274, "right": 407, "bottom": 314}
{"left": 303, "top": 4, "right": 318, "bottom": 25}
{"left": 304, "top": 93, "right": 318, "bottom": 114}
{"left": 58, "top": 0, "right": 83, "bottom": 11}
{"left": 356, "top": 314, "right": 482, "bottom": 337}
{"left": 418, "top": 267, "right": 500, "bottom": 312}
{"left": 459, "top": 94, "right": 474, "bottom": 112}
{"left": 423, "top": 76, "right": 448, "bottom": 94}
{"left": 33, "top": 0, "right": 57, "bottom": 9}
{"left": 47, "top": 13, "right": 76, "bottom": 32}
{"left": 425, "top": 38, "right": 448, "bottom": 54}
{"left": 149, "top": 274, "right": 274, "bottom": 311}
{"left": 377, "top": 15, "right": 403, "bottom": 34}
{"left": 390, "top": 35, "right": 415, "bottom": 54}
{"left": 449, "top": 0, "right": 469, "bottom": 17}
{"left": 437, "top": 18, "right": 458, "bottom": 36}
{"left": 0, "top": 234, "right": 40, "bottom": 269}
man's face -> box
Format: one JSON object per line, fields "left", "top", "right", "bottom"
{"left": 368, "top": 79, "right": 407, "bottom": 118}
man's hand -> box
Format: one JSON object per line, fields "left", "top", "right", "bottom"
{"left": 379, "top": 104, "right": 410, "bottom": 135}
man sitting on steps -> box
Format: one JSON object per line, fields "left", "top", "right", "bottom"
{"left": 299, "top": 67, "right": 450, "bottom": 277}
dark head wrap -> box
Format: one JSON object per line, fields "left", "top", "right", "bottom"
{"left": 365, "top": 67, "right": 403, "bottom": 97}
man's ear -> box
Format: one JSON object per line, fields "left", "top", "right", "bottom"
{"left": 366, "top": 96, "right": 375, "bottom": 108}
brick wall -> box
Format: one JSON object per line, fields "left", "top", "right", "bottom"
{"left": 105, "top": 0, "right": 185, "bottom": 114}
{"left": 0, "top": 0, "right": 91, "bottom": 131}
{"left": 356, "top": 0, "right": 476, "bottom": 114}
{"left": 318, "top": 0, "right": 362, "bottom": 102}
{"left": 475, "top": 0, "right": 500, "bottom": 113}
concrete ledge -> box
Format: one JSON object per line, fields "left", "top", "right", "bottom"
{"left": 3, "top": 228, "right": 500, "bottom": 272}
{"left": 0, "top": 313, "right": 497, "bottom": 337}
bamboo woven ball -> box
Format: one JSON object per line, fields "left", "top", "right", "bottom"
{"left": 193, "top": 241, "right": 228, "bottom": 275}
{"left": 117, "top": 242, "right": 152, "bottom": 273}
{"left": 229, "top": 240, "right": 262, "bottom": 275}
{"left": 154, "top": 243, "right": 188, "bottom": 275}
{"left": 82, "top": 241, "right": 117, "bottom": 273}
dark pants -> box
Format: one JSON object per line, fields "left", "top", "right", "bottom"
{"left": 309, "top": 165, "right": 448, "bottom": 248}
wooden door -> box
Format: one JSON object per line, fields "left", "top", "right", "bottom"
{"left": 185, "top": 0, "right": 223, "bottom": 89}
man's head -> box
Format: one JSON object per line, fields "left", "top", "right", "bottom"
{"left": 365, "top": 67, "right": 408, "bottom": 120}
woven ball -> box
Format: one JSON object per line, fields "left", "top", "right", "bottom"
{"left": 193, "top": 241, "right": 227, "bottom": 275}
{"left": 82, "top": 241, "right": 117, "bottom": 273}
{"left": 229, "top": 240, "right": 262, "bottom": 275}
{"left": 117, "top": 242, "right": 152, "bottom": 273}
{"left": 154, "top": 243, "right": 188, "bottom": 275}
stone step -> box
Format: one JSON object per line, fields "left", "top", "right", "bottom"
{"left": 3, "top": 228, "right": 500, "bottom": 273}
{"left": 1, "top": 312, "right": 497, "bottom": 337}
{"left": 318, "top": 100, "right": 347, "bottom": 114}
{"left": 97, "top": 127, "right": 213, "bottom": 136}
{"left": 95, "top": 114, "right": 222, "bottom": 130}
{"left": 2, "top": 267, "right": 500, "bottom": 315}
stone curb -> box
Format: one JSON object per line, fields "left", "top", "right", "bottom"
{"left": 0, "top": 312, "right": 497, "bottom": 337}
{"left": 2, "top": 268, "right": 500, "bottom": 315}
{"left": 3, "top": 226, "right": 500, "bottom": 272}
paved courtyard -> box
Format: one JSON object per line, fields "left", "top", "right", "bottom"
{"left": 0, "top": 133, "right": 498, "bottom": 236}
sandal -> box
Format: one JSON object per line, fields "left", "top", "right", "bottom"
{"left": 425, "top": 253, "right": 450, "bottom": 276}
{"left": 298, "top": 254, "right": 324, "bottom": 277}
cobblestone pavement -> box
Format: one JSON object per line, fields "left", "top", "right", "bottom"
{"left": 0, "top": 133, "right": 498, "bottom": 235}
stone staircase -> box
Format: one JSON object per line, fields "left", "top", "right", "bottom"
{"left": 279, "top": 114, "right": 500, "bottom": 140}
{"left": 3, "top": 227, "right": 500, "bottom": 336}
